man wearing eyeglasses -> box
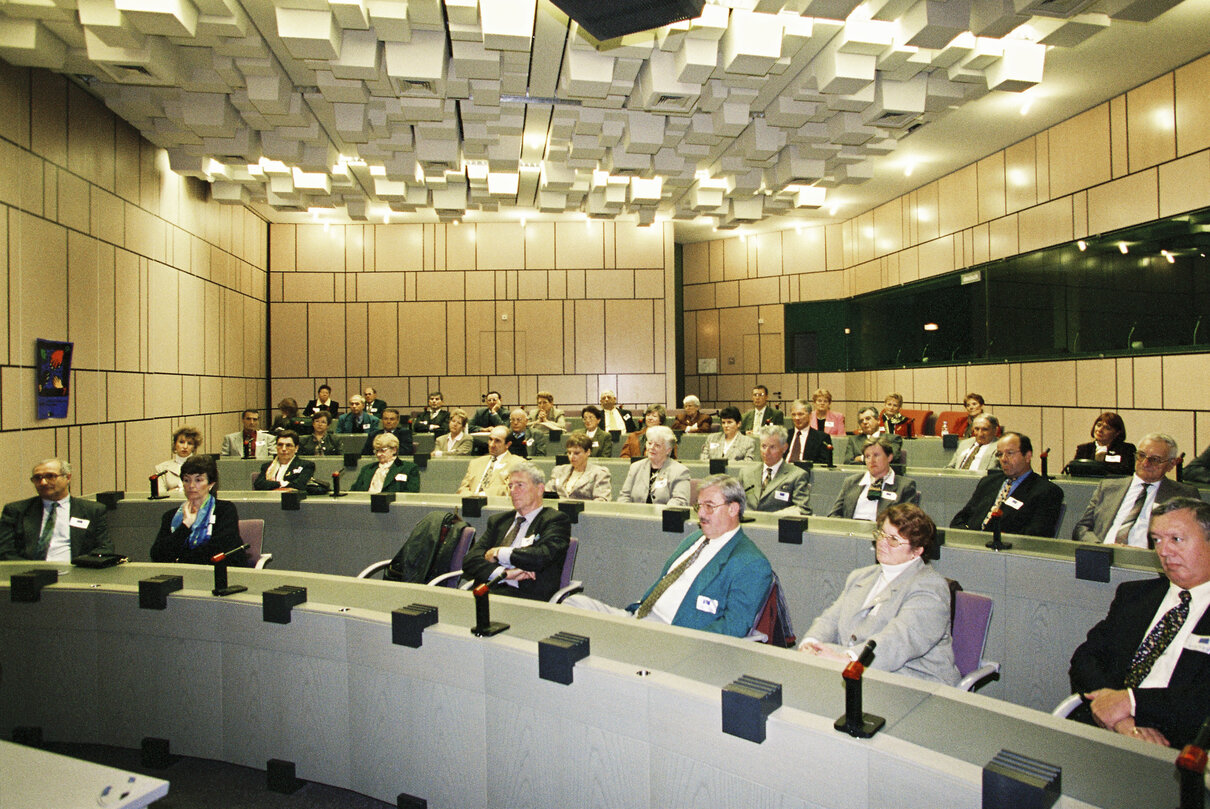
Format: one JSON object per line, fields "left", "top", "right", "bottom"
{"left": 950, "top": 432, "right": 1064, "bottom": 537}
{"left": 1072, "top": 433, "right": 1199, "bottom": 546}
{"left": 563, "top": 474, "right": 773, "bottom": 637}
{"left": 0, "top": 458, "right": 111, "bottom": 561}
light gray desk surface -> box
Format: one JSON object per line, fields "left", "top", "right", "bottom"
{"left": 0, "top": 739, "right": 168, "bottom": 809}
{"left": 0, "top": 563, "right": 1184, "bottom": 809}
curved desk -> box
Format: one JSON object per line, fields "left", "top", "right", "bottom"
{"left": 0, "top": 562, "right": 1181, "bottom": 809}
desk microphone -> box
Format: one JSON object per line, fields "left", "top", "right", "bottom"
{"left": 149, "top": 469, "right": 169, "bottom": 500}
{"left": 210, "top": 543, "right": 250, "bottom": 564}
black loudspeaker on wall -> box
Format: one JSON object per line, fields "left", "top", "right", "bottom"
{"left": 548, "top": 0, "right": 706, "bottom": 41}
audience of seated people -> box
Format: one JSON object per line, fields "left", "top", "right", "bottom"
{"left": 621, "top": 404, "right": 675, "bottom": 459}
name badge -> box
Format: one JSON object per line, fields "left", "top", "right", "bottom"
{"left": 1184, "top": 634, "right": 1210, "bottom": 653}
{"left": 526, "top": 438, "right": 534, "bottom": 446}
{"left": 1004, "top": 496, "right": 1024, "bottom": 510}
{"left": 591, "top": 441, "right": 599, "bottom": 448}
{"left": 825, "top": 420, "right": 834, "bottom": 428}
{"left": 696, "top": 595, "right": 718, "bottom": 614}
{"left": 395, "top": 473, "right": 408, "bottom": 482}
{"left": 517, "top": 534, "right": 536, "bottom": 548}
{"left": 69, "top": 516, "right": 90, "bottom": 529}
{"left": 774, "top": 490, "right": 790, "bottom": 502}
{"left": 653, "top": 479, "right": 668, "bottom": 489}
{"left": 1105, "top": 454, "right": 1121, "bottom": 463}
{"left": 291, "top": 467, "right": 302, "bottom": 474}
{"left": 881, "top": 490, "right": 898, "bottom": 501}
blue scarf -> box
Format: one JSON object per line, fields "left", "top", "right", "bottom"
{"left": 172, "top": 494, "right": 216, "bottom": 548}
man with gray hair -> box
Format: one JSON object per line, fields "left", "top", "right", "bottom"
{"left": 739, "top": 425, "right": 812, "bottom": 515}
{"left": 461, "top": 462, "right": 571, "bottom": 601}
{"left": 672, "top": 395, "right": 712, "bottom": 433}
{"left": 565, "top": 475, "right": 773, "bottom": 637}
{"left": 1073, "top": 433, "right": 1200, "bottom": 547}
{"left": 336, "top": 394, "right": 380, "bottom": 434}
{"left": 946, "top": 414, "right": 1001, "bottom": 471}
{"left": 0, "top": 458, "right": 111, "bottom": 561}
{"left": 599, "top": 389, "right": 637, "bottom": 434}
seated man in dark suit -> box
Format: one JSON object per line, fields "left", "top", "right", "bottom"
{"left": 740, "top": 384, "right": 783, "bottom": 435}
{"left": 785, "top": 399, "right": 834, "bottom": 465}
{"left": 1069, "top": 498, "right": 1210, "bottom": 748}
{"left": 950, "top": 432, "right": 1064, "bottom": 538}
{"left": 336, "top": 395, "right": 381, "bottom": 434}
{"left": 599, "top": 389, "right": 637, "bottom": 434}
{"left": 413, "top": 391, "right": 451, "bottom": 436}
{"left": 739, "top": 426, "right": 811, "bottom": 515}
{"left": 564, "top": 474, "right": 773, "bottom": 637}
{"left": 504, "top": 409, "right": 548, "bottom": 458}
{"left": 469, "top": 390, "right": 507, "bottom": 432}
{"left": 362, "top": 386, "right": 388, "bottom": 419}
{"left": 1073, "top": 433, "right": 1199, "bottom": 546}
{"left": 461, "top": 463, "right": 571, "bottom": 601}
{"left": 0, "top": 458, "right": 111, "bottom": 562}
{"left": 1182, "top": 442, "right": 1210, "bottom": 484}
{"left": 253, "top": 430, "right": 316, "bottom": 491}
{"left": 360, "top": 408, "right": 415, "bottom": 456}
{"left": 841, "top": 406, "right": 903, "bottom": 464}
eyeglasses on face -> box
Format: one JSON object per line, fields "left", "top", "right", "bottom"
{"left": 872, "top": 527, "right": 910, "bottom": 547}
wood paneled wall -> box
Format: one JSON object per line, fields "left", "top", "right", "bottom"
{"left": 267, "top": 220, "right": 676, "bottom": 417}
{"left": 683, "top": 52, "right": 1210, "bottom": 463}
{"left": 0, "top": 64, "right": 268, "bottom": 496}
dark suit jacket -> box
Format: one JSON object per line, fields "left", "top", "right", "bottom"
{"left": 336, "top": 412, "right": 380, "bottom": 434}
{"left": 253, "top": 458, "right": 316, "bottom": 490}
{"left": 505, "top": 429, "right": 548, "bottom": 458}
{"left": 841, "top": 433, "right": 904, "bottom": 465}
{"left": 1072, "top": 476, "right": 1200, "bottom": 543}
{"left": 828, "top": 473, "right": 920, "bottom": 519}
{"left": 786, "top": 426, "right": 833, "bottom": 465}
{"left": 740, "top": 406, "right": 784, "bottom": 433}
{"left": 1070, "top": 576, "right": 1210, "bottom": 747}
{"left": 0, "top": 496, "right": 111, "bottom": 561}
{"left": 414, "top": 408, "right": 451, "bottom": 436}
{"left": 583, "top": 429, "right": 613, "bottom": 458}
{"left": 602, "top": 407, "right": 637, "bottom": 433}
{"left": 299, "top": 433, "right": 340, "bottom": 456}
{"left": 1072, "top": 439, "right": 1136, "bottom": 476}
{"left": 349, "top": 458, "right": 420, "bottom": 493}
{"left": 469, "top": 407, "right": 506, "bottom": 432}
{"left": 950, "top": 470, "right": 1064, "bottom": 538}
{"left": 304, "top": 399, "right": 339, "bottom": 418}
{"left": 150, "top": 499, "right": 244, "bottom": 566}
{"left": 365, "top": 398, "right": 388, "bottom": 418}
{"left": 462, "top": 507, "right": 571, "bottom": 601}
{"left": 361, "top": 427, "right": 415, "bottom": 456}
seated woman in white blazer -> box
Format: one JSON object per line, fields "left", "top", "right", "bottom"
{"left": 799, "top": 503, "right": 960, "bottom": 686}
{"left": 618, "top": 426, "right": 691, "bottom": 507}
{"left": 546, "top": 432, "right": 612, "bottom": 501}
{"left": 828, "top": 435, "right": 920, "bottom": 520}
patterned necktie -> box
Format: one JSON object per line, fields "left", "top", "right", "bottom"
{"left": 36, "top": 502, "right": 58, "bottom": 558}
{"left": 634, "top": 538, "right": 711, "bottom": 619}
{"left": 959, "top": 445, "right": 977, "bottom": 470}
{"left": 1113, "top": 483, "right": 1151, "bottom": 546}
{"left": 982, "top": 477, "right": 1015, "bottom": 528}
{"left": 1124, "top": 590, "right": 1191, "bottom": 687}
{"left": 477, "top": 458, "right": 495, "bottom": 493}
{"left": 647, "top": 467, "right": 659, "bottom": 503}
{"left": 762, "top": 466, "right": 773, "bottom": 489}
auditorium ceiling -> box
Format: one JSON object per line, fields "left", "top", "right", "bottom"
{"left": 1, "top": 0, "right": 1208, "bottom": 241}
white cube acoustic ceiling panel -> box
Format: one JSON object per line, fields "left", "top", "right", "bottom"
{"left": 0, "top": 0, "right": 1203, "bottom": 229}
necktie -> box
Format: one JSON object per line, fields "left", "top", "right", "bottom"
{"left": 244, "top": 433, "right": 254, "bottom": 458}
{"left": 477, "top": 458, "right": 495, "bottom": 493}
{"left": 501, "top": 514, "right": 526, "bottom": 548}
{"left": 959, "top": 445, "right": 977, "bottom": 470}
{"left": 788, "top": 431, "right": 802, "bottom": 462}
{"left": 634, "top": 538, "right": 711, "bottom": 619}
{"left": 762, "top": 467, "right": 773, "bottom": 489}
{"left": 866, "top": 479, "right": 884, "bottom": 501}
{"left": 647, "top": 467, "right": 659, "bottom": 503}
{"left": 36, "top": 502, "right": 58, "bottom": 558}
{"left": 982, "top": 477, "right": 1015, "bottom": 528}
{"left": 1113, "top": 483, "right": 1151, "bottom": 546}
{"left": 1124, "top": 590, "right": 1191, "bottom": 687}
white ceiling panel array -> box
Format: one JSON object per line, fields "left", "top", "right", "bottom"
{"left": 0, "top": 0, "right": 1203, "bottom": 233}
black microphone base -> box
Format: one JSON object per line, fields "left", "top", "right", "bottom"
{"left": 212, "top": 584, "right": 248, "bottom": 597}
{"left": 985, "top": 540, "right": 1013, "bottom": 551}
{"left": 471, "top": 621, "right": 509, "bottom": 637}
{"left": 147, "top": 495, "right": 169, "bottom": 501}
{"left": 328, "top": 491, "right": 348, "bottom": 497}
{"left": 834, "top": 712, "right": 885, "bottom": 738}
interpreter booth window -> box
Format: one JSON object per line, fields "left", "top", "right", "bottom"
{"left": 785, "top": 205, "right": 1210, "bottom": 372}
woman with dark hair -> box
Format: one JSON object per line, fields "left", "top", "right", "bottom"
{"left": 271, "top": 397, "right": 308, "bottom": 435}
{"left": 546, "top": 432, "right": 612, "bottom": 500}
{"left": 299, "top": 411, "right": 339, "bottom": 456}
{"left": 699, "top": 406, "right": 757, "bottom": 461}
{"left": 955, "top": 392, "right": 985, "bottom": 438}
{"left": 621, "top": 404, "right": 676, "bottom": 459}
{"left": 799, "top": 503, "right": 959, "bottom": 685}
{"left": 150, "top": 455, "right": 245, "bottom": 566}
{"left": 304, "top": 385, "right": 339, "bottom": 419}
{"left": 154, "top": 425, "right": 202, "bottom": 494}
{"left": 579, "top": 405, "right": 613, "bottom": 457}
{"left": 1071, "top": 411, "right": 1135, "bottom": 475}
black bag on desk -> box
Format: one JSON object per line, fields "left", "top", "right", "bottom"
{"left": 384, "top": 511, "right": 469, "bottom": 583}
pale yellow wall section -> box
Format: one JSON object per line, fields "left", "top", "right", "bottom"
{"left": 0, "top": 64, "right": 268, "bottom": 497}
{"left": 683, "top": 51, "right": 1210, "bottom": 463}
{"left": 268, "top": 219, "right": 674, "bottom": 414}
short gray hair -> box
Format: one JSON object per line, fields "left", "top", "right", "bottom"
{"left": 973, "top": 413, "right": 999, "bottom": 430}
{"left": 1138, "top": 432, "right": 1178, "bottom": 459}
{"left": 33, "top": 458, "right": 71, "bottom": 476}
{"left": 646, "top": 425, "right": 676, "bottom": 448}
{"left": 1151, "top": 497, "right": 1210, "bottom": 538}
{"left": 349, "top": 394, "right": 366, "bottom": 405}
{"left": 373, "top": 432, "right": 400, "bottom": 451}
{"left": 511, "top": 461, "right": 546, "bottom": 486}
{"left": 789, "top": 399, "right": 810, "bottom": 414}
{"left": 757, "top": 424, "right": 788, "bottom": 446}
{"left": 682, "top": 395, "right": 701, "bottom": 407}
{"left": 699, "top": 474, "right": 746, "bottom": 519}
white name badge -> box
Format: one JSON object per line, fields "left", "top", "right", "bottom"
{"left": 1004, "top": 496, "right": 1024, "bottom": 510}
{"left": 69, "top": 517, "right": 90, "bottom": 529}
{"left": 526, "top": 438, "right": 534, "bottom": 446}
{"left": 1105, "top": 454, "right": 1121, "bottom": 463}
{"left": 1184, "top": 634, "right": 1210, "bottom": 653}
{"left": 825, "top": 420, "right": 834, "bottom": 428}
{"left": 395, "top": 473, "right": 408, "bottom": 482}
{"left": 517, "top": 534, "right": 536, "bottom": 548}
{"left": 291, "top": 467, "right": 302, "bottom": 474}
{"left": 653, "top": 479, "right": 668, "bottom": 489}
{"left": 881, "top": 490, "right": 898, "bottom": 501}
{"left": 696, "top": 595, "right": 718, "bottom": 614}
{"left": 774, "top": 490, "right": 790, "bottom": 502}
{"left": 591, "top": 441, "right": 599, "bottom": 448}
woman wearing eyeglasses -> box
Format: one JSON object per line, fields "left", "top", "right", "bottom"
{"left": 1071, "top": 411, "right": 1135, "bottom": 476}
{"left": 799, "top": 503, "right": 959, "bottom": 685}
{"left": 828, "top": 436, "right": 919, "bottom": 520}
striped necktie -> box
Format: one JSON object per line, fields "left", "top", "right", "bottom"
{"left": 635, "top": 538, "right": 710, "bottom": 619}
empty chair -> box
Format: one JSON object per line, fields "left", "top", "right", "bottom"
{"left": 952, "top": 590, "right": 999, "bottom": 691}
{"left": 358, "top": 523, "right": 476, "bottom": 586}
